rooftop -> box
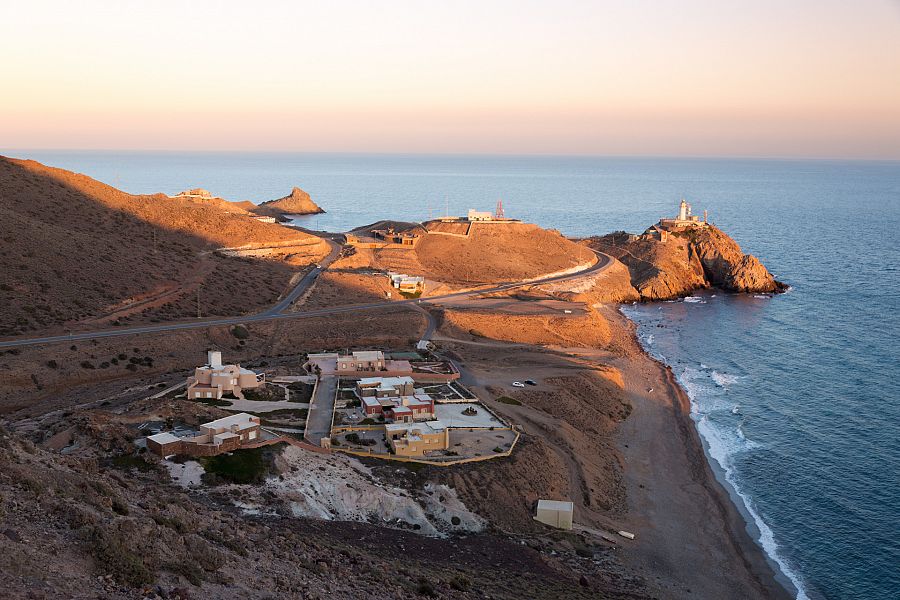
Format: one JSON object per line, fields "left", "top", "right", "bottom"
{"left": 147, "top": 432, "right": 181, "bottom": 445}
{"left": 202, "top": 412, "right": 258, "bottom": 430}
{"left": 537, "top": 499, "right": 574, "bottom": 512}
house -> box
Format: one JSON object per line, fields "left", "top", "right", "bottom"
{"left": 305, "top": 350, "right": 414, "bottom": 376}
{"left": 385, "top": 421, "right": 449, "bottom": 457}
{"left": 534, "top": 499, "right": 574, "bottom": 530}
{"left": 356, "top": 376, "right": 416, "bottom": 398}
{"left": 467, "top": 209, "right": 493, "bottom": 221}
{"left": 146, "top": 413, "right": 263, "bottom": 458}
{"left": 355, "top": 376, "right": 435, "bottom": 421}
{"left": 339, "top": 350, "right": 385, "bottom": 372}
{"left": 388, "top": 273, "right": 425, "bottom": 294}
{"left": 187, "top": 351, "right": 264, "bottom": 400}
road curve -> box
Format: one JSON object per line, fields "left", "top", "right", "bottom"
{"left": 0, "top": 251, "right": 612, "bottom": 349}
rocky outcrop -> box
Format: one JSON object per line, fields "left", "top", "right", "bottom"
{"left": 254, "top": 186, "right": 324, "bottom": 217}
{"left": 585, "top": 226, "right": 785, "bottom": 300}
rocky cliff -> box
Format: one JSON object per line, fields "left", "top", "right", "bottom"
{"left": 585, "top": 226, "right": 785, "bottom": 301}
{"left": 254, "top": 186, "right": 324, "bottom": 217}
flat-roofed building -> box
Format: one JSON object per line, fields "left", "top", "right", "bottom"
{"left": 356, "top": 376, "right": 415, "bottom": 398}
{"left": 385, "top": 421, "right": 449, "bottom": 457}
{"left": 534, "top": 499, "right": 574, "bottom": 530}
{"left": 467, "top": 209, "right": 493, "bottom": 221}
{"left": 146, "top": 413, "right": 263, "bottom": 458}
{"left": 187, "top": 351, "right": 263, "bottom": 400}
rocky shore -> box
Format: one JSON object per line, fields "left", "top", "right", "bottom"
{"left": 584, "top": 226, "right": 786, "bottom": 300}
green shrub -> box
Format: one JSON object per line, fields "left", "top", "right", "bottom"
{"left": 231, "top": 325, "right": 250, "bottom": 340}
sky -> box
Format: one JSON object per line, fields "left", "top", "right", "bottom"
{"left": 2, "top": 0, "right": 900, "bottom": 159}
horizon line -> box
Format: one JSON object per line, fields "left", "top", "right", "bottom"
{"left": 3, "top": 148, "right": 900, "bottom": 164}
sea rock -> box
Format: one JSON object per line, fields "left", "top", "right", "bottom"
{"left": 254, "top": 187, "right": 324, "bottom": 216}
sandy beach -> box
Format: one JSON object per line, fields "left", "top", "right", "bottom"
{"left": 603, "top": 310, "right": 793, "bottom": 599}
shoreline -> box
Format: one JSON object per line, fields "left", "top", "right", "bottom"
{"left": 613, "top": 307, "right": 795, "bottom": 599}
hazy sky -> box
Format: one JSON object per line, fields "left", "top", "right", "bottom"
{"left": 2, "top": 0, "right": 900, "bottom": 158}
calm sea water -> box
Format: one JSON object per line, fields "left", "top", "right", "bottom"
{"left": 7, "top": 150, "right": 900, "bottom": 599}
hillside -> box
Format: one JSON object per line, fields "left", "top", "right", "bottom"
{"left": 0, "top": 157, "right": 328, "bottom": 336}
{"left": 584, "top": 226, "right": 785, "bottom": 300}
{"left": 352, "top": 221, "right": 596, "bottom": 286}
{"left": 253, "top": 186, "right": 324, "bottom": 217}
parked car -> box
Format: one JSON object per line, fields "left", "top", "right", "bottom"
{"left": 512, "top": 381, "right": 525, "bottom": 388}
{"left": 524, "top": 379, "right": 537, "bottom": 386}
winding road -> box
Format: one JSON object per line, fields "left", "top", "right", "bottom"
{"left": 0, "top": 249, "right": 612, "bottom": 349}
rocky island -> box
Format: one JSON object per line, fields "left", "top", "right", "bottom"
{"left": 252, "top": 186, "right": 325, "bottom": 221}
{"left": 0, "top": 158, "right": 791, "bottom": 600}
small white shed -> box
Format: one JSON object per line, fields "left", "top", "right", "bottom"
{"left": 534, "top": 499, "right": 574, "bottom": 530}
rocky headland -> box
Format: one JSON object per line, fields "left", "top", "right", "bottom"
{"left": 584, "top": 225, "right": 786, "bottom": 301}
{"left": 253, "top": 186, "right": 325, "bottom": 220}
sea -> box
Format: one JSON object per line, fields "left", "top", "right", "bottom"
{"left": 6, "top": 150, "right": 900, "bottom": 600}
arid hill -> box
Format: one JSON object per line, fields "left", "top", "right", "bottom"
{"left": 584, "top": 226, "right": 785, "bottom": 300}
{"left": 343, "top": 221, "right": 597, "bottom": 286}
{"left": 0, "top": 157, "right": 328, "bottom": 336}
{"left": 253, "top": 186, "right": 324, "bottom": 218}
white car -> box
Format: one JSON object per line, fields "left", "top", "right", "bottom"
{"left": 512, "top": 381, "right": 525, "bottom": 388}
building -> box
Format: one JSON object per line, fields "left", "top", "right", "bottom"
{"left": 339, "top": 350, "right": 385, "bottom": 372}
{"left": 305, "top": 350, "right": 414, "bottom": 376}
{"left": 656, "top": 198, "right": 709, "bottom": 231}
{"left": 251, "top": 215, "right": 277, "bottom": 223}
{"left": 388, "top": 273, "right": 425, "bottom": 294}
{"left": 187, "top": 351, "right": 264, "bottom": 400}
{"left": 385, "top": 421, "right": 449, "bottom": 457}
{"left": 146, "top": 413, "right": 263, "bottom": 458}
{"left": 372, "top": 228, "right": 420, "bottom": 246}
{"left": 467, "top": 209, "right": 493, "bottom": 221}
{"left": 534, "top": 499, "right": 574, "bottom": 530}
{"left": 356, "top": 376, "right": 435, "bottom": 421}
{"left": 357, "top": 376, "right": 416, "bottom": 398}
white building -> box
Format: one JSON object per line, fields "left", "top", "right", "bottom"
{"left": 534, "top": 499, "right": 574, "bottom": 530}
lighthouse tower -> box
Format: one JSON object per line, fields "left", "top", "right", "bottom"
{"left": 678, "top": 198, "right": 690, "bottom": 221}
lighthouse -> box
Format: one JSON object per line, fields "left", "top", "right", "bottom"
{"left": 678, "top": 198, "right": 690, "bottom": 221}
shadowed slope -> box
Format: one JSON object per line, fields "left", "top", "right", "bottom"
{"left": 0, "top": 157, "right": 328, "bottom": 335}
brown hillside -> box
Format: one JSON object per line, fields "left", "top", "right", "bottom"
{"left": 0, "top": 157, "right": 328, "bottom": 335}
{"left": 384, "top": 222, "right": 595, "bottom": 285}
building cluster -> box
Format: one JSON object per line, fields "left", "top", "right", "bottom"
{"left": 146, "top": 413, "right": 262, "bottom": 458}
{"left": 357, "top": 376, "right": 436, "bottom": 422}
{"left": 644, "top": 199, "right": 710, "bottom": 241}
{"left": 187, "top": 351, "right": 264, "bottom": 400}
{"left": 388, "top": 272, "right": 425, "bottom": 294}
{"left": 371, "top": 227, "right": 421, "bottom": 245}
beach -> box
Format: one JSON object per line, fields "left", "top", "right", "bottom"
{"left": 543, "top": 308, "right": 793, "bottom": 599}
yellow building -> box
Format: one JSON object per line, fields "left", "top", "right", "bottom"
{"left": 385, "top": 421, "right": 449, "bottom": 457}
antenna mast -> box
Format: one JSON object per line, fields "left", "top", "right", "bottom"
{"left": 495, "top": 198, "right": 505, "bottom": 219}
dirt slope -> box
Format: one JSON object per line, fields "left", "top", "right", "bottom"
{"left": 584, "top": 226, "right": 785, "bottom": 300}
{"left": 0, "top": 157, "right": 327, "bottom": 335}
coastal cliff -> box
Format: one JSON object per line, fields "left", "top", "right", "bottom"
{"left": 253, "top": 186, "right": 324, "bottom": 218}
{"left": 584, "top": 225, "right": 785, "bottom": 300}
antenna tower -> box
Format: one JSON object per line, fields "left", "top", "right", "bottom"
{"left": 495, "top": 198, "right": 505, "bottom": 219}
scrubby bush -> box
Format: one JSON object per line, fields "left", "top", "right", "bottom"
{"left": 231, "top": 325, "right": 250, "bottom": 340}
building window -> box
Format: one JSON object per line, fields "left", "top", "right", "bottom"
{"left": 248, "top": 430, "right": 258, "bottom": 440}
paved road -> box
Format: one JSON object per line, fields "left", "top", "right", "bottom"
{"left": 265, "top": 239, "right": 341, "bottom": 315}
{"left": 305, "top": 375, "right": 337, "bottom": 445}
{"left": 0, "top": 251, "right": 612, "bottom": 349}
